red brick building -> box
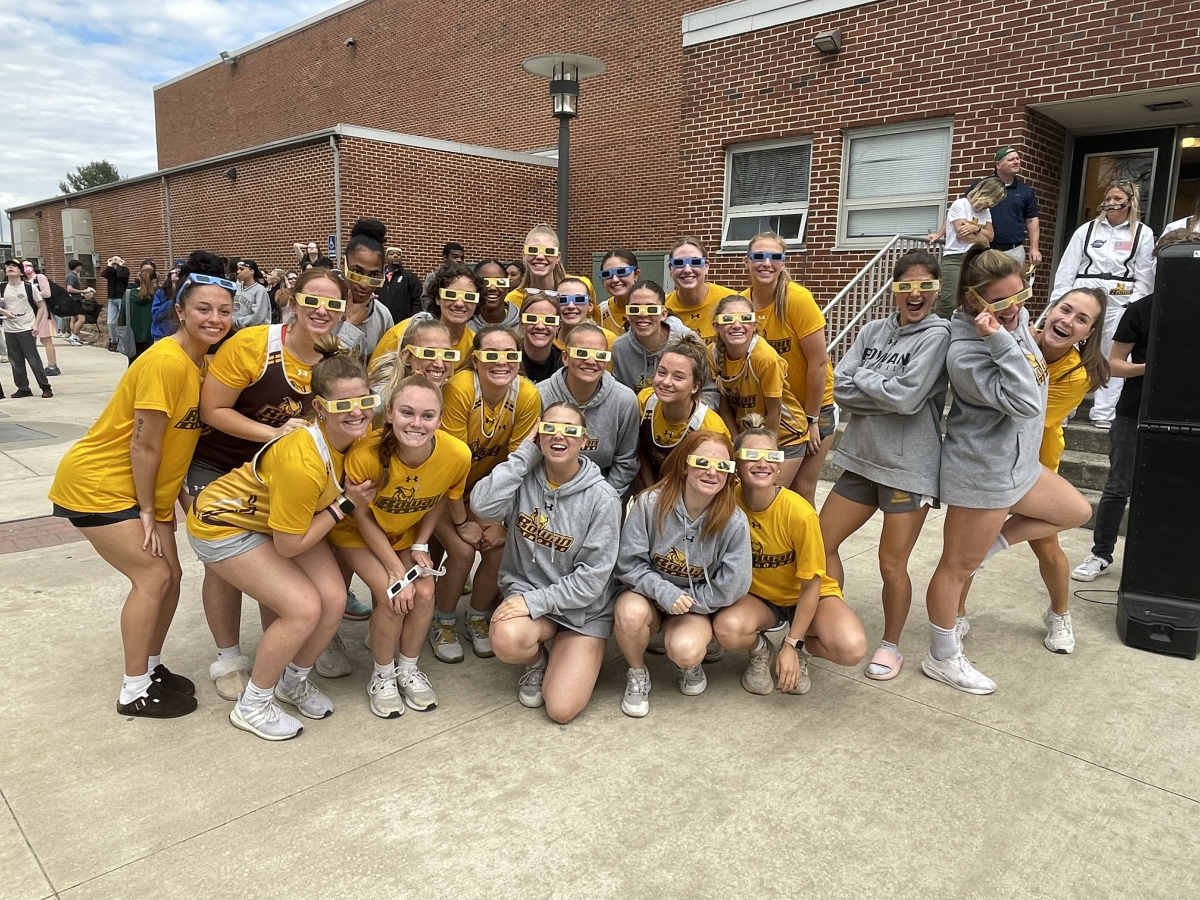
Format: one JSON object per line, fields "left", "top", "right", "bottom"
{"left": 9, "top": 0, "right": 1200, "bottom": 314}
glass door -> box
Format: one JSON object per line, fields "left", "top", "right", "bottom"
{"left": 1064, "top": 128, "right": 1177, "bottom": 238}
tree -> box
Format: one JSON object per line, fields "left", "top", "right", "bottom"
{"left": 59, "top": 160, "right": 121, "bottom": 194}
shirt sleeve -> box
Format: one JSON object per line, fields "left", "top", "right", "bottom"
{"left": 133, "top": 354, "right": 188, "bottom": 414}
{"left": 789, "top": 500, "right": 826, "bottom": 581}
{"left": 267, "top": 440, "right": 330, "bottom": 534}
{"left": 948, "top": 198, "right": 972, "bottom": 222}
{"left": 1113, "top": 299, "right": 1145, "bottom": 344}
{"left": 207, "top": 328, "right": 266, "bottom": 391}
{"left": 507, "top": 380, "right": 542, "bottom": 453}
{"left": 344, "top": 434, "right": 385, "bottom": 486}
{"left": 445, "top": 443, "right": 471, "bottom": 500}
{"left": 786, "top": 286, "right": 825, "bottom": 341}
{"left": 1023, "top": 184, "right": 1040, "bottom": 220}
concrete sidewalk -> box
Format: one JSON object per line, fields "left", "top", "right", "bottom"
{"left": 1, "top": 337, "right": 1196, "bottom": 900}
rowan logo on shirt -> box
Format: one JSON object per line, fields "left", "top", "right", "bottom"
{"left": 584, "top": 438, "right": 599, "bottom": 451}
{"left": 653, "top": 548, "right": 706, "bottom": 579}
{"left": 468, "top": 441, "right": 503, "bottom": 463}
{"left": 722, "top": 390, "right": 758, "bottom": 410}
{"left": 766, "top": 336, "right": 792, "bottom": 355}
{"left": 197, "top": 493, "right": 259, "bottom": 525}
{"left": 636, "top": 374, "right": 653, "bottom": 391}
{"left": 1025, "top": 353, "right": 1049, "bottom": 386}
{"left": 375, "top": 485, "right": 439, "bottom": 515}
{"left": 255, "top": 397, "right": 304, "bottom": 428}
{"left": 862, "top": 348, "right": 911, "bottom": 370}
{"left": 516, "top": 508, "right": 574, "bottom": 552}
{"left": 751, "top": 540, "right": 795, "bottom": 569}
{"left": 175, "top": 407, "right": 203, "bottom": 430}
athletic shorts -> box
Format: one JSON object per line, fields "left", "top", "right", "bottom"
{"left": 187, "top": 529, "right": 271, "bottom": 564}
{"left": 764, "top": 594, "right": 836, "bottom": 629}
{"left": 832, "top": 469, "right": 937, "bottom": 513}
{"left": 53, "top": 503, "right": 140, "bottom": 528}
{"left": 781, "top": 442, "right": 805, "bottom": 460}
{"left": 184, "top": 460, "right": 229, "bottom": 498}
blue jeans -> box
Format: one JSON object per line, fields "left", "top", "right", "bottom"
{"left": 106, "top": 297, "right": 120, "bottom": 334}
{"left": 1091, "top": 414, "right": 1136, "bottom": 564}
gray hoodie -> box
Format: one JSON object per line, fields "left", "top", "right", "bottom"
{"left": 615, "top": 489, "right": 752, "bottom": 615}
{"left": 833, "top": 311, "right": 951, "bottom": 498}
{"left": 537, "top": 370, "right": 641, "bottom": 496}
{"left": 939, "top": 306, "right": 1048, "bottom": 509}
{"left": 471, "top": 441, "right": 622, "bottom": 638}
{"left": 610, "top": 318, "right": 721, "bottom": 410}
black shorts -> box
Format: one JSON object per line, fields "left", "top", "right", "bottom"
{"left": 53, "top": 503, "right": 140, "bottom": 528}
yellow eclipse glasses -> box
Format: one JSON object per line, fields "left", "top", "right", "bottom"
{"left": 521, "top": 313, "right": 560, "bottom": 326}
{"left": 892, "top": 280, "right": 940, "bottom": 294}
{"left": 473, "top": 349, "right": 523, "bottom": 363}
{"left": 737, "top": 448, "right": 784, "bottom": 462}
{"left": 567, "top": 347, "right": 612, "bottom": 362}
{"left": 403, "top": 345, "right": 461, "bottom": 362}
{"left": 293, "top": 293, "right": 347, "bottom": 312}
{"left": 971, "top": 285, "right": 1031, "bottom": 313}
{"left": 626, "top": 304, "right": 663, "bottom": 316}
{"left": 537, "top": 422, "right": 584, "bottom": 437}
{"left": 484, "top": 277, "right": 510, "bottom": 288}
{"left": 439, "top": 288, "right": 480, "bottom": 304}
{"left": 715, "top": 312, "right": 756, "bottom": 325}
{"left": 315, "top": 394, "right": 380, "bottom": 413}
{"left": 687, "top": 455, "right": 736, "bottom": 473}
{"left": 525, "top": 245, "right": 560, "bottom": 258}
{"left": 343, "top": 268, "right": 384, "bottom": 288}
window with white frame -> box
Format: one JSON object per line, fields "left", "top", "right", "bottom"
{"left": 722, "top": 139, "right": 812, "bottom": 250}
{"left": 837, "top": 120, "right": 953, "bottom": 249}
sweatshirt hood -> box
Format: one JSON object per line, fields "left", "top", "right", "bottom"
{"left": 889, "top": 310, "right": 950, "bottom": 336}
{"left": 537, "top": 453, "right": 606, "bottom": 497}
{"left": 544, "top": 367, "right": 613, "bottom": 410}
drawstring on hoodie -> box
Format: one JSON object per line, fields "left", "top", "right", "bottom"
{"left": 675, "top": 503, "right": 713, "bottom": 599}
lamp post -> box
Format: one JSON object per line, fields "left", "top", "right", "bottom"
{"left": 521, "top": 53, "right": 606, "bottom": 266}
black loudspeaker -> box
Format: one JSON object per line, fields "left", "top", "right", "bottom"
{"left": 1117, "top": 244, "right": 1200, "bottom": 658}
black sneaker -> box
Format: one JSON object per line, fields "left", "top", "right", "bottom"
{"left": 45, "top": 366, "right": 61, "bottom": 376}
{"left": 116, "top": 681, "right": 198, "bottom": 718}
{"left": 12, "top": 389, "right": 32, "bottom": 398}
{"left": 41, "top": 389, "right": 53, "bottom": 399}
{"left": 151, "top": 664, "right": 196, "bottom": 697}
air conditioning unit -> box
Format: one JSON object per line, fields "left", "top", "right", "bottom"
{"left": 61, "top": 209, "right": 95, "bottom": 257}
{"left": 13, "top": 219, "right": 40, "bottom": 259}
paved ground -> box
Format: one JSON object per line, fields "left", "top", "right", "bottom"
{"left": 2, "top": 336, "right": 1196, "bottom": 900}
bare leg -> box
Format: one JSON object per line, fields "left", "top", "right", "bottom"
{"left": 776, "top": 457, "right": 803, "bottom": 491}
{"left": 201, "top": 569, "right": 244, "bottom": 651}
{"left": 432, "top": 517, "right": 475, "bottom": 614}
{"left": 613, "top": 591, "right": 659, "bottom": 669}
{"left": 40, "top": 336, "right": 57, "bottom": 367}
{"left": 926, "top": 506, "right": 1010, "bottom": 630}
{"left": 468, "top": 545, "right": 503, "bottom": 613}
{"left": 289, "top": 541, "right": 350, "bottom": 667}
{"left": 819, "top": 490, "right": 876, "bottom": 591}
{"left": 661, "top": 612, "right": 713, "bottom": 669}
{"left": 791, "top": 436, "right": 834, "bottom": 507}
{"left": 1031, "top": 535, "right": 1071, "bottom": 614}
{"left": 804, "top": 595, "right": 867, "bottom": 666}
{"left": 1001, "top": 467, "right": 1093, "bottom": 546}
{"left": 876, "top": 507, "right": 930, "bottom": 645}
{"left": 712, "top": 593, "right": 776, "bottom": 651}
{"left": 490, "top": 615, "right": 558, "bottom": 667}
{"left": 542, "top": 630, "right": 607, "bottom": 724}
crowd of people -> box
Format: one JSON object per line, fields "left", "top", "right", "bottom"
{"left": 39, "top": 160, "right": 1200, "bottom": 740}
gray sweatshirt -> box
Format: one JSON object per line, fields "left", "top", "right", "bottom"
{"left": 471, "top": 441, "right": 622, "bottom": 638}
{"left": 233, "top": 282, "right": 271, "bottom": 329}
{"left": 833, "top": 311, "right": 951, "bottom": 498}
{"left": 939, "top": 306, "right": 1048, "bottom": 509}
{"left": 615, "top": 489, "right": 752, "bottom": 615}
{"left": 537, "top": 370, "right": 640, "bottom": 496}
{"left": 334, "top": 300, "right": 395, "bottom": 358}
{"left": 611, "top": 317, "right": 721, "bottom": 410}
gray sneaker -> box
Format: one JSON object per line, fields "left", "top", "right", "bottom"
{"left": 428, "top": 618, "right": 464, "bottom": 664}
{"left": 398, "top": 667, "right": 438, "bottom": 711}
{"left": 315, "top": 632, "right": 352, "bottom": 678}
{"left": 462, "top": 615, "right": 495, "bottom": 658}
{"left": 274, "top": 676, "right": 334, "bottom": 719}
{"left": 518, "top": 658, "right": 546, "bottom": 708}
{"left": 230, "top": 695, "right": 303, "bottom": 741}
{"left": 704, "top": 639, "right": 725, "bottom": 663}
{"left": 678, "top": 664, "right": 707, "bottom": 696}
{"left": 367, "top": 674, "right": 404, "bottom": 719}
{"left": 741, "top": 639, "right": 774, "bottom": 695}
{"left": 621, "top": 667, "right": 651, "bottom": 717}
{"left": 1043, "top": 608, "right": 1076, "bottom": 654}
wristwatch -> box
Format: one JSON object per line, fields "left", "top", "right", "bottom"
{"left": 806, "top": 414, "right": 819, "bottom": 425}
{"left": 410, "top": 542, "right": 430, "bottom": 554}
{"left": 335, "top": 495, "right": 355, "bottom": 516}
{"left": 783, "top": 636, "right": 803, "bottom": 651}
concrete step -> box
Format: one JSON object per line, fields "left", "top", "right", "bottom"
{"left": 1057, "top": 448, "right": 1111, "bottom": 493}
{"left": 1063, "top": 419, "right": 1111, "bottom": 455}
{"left": 1078, "top": 487, "right": 1128, "bottom": 537}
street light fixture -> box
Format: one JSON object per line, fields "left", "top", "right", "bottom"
{"left": 521, "top": 53, "right": 606, "bottom": 266}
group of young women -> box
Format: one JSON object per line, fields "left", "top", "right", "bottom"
{"left": 50, "top": 215, "right": 1110, "bottom": 739}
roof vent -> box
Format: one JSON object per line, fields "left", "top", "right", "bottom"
{"left": 1144, "top": 100, "right": 1192, "bottom": 113}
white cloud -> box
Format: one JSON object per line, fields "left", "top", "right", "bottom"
{"left": 0, "top": 0, "right": 337, "bottom": 230}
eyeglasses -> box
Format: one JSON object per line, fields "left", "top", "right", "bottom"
{"left": 971, "top": 285, "right": 1031, "bottom": 313}
{"left": 525, "top": 245, "right": 560, "bottom": 258}
{"left": 439, "top": 288, "right": 480, "bottom": 304}
{"left": 473, "top": 349, "right": 523, "bottom": 363}
{"left": 294, "top": 293, "right": 347, "bottom": 312}
{"left": 180, "top": 273, "right": 237, "bottom": 293}
{"left": 736, "top": 448, "right": 784, "bottom": 462}
{"left": 525, "top": 288, "right": 558, "bottom": 298}
{"left": 669, "top": 256, "right": 707, "bottom": 269}
{"left": 686, "top": 455, "right": 736, "bottom": 473}
{"left": 715, "top": 312, "right": 756, "bottom": 325}
{"left": 403, "top": 345, "right": 461, "bottom": 362}
{"left": 600, "top": 265, "right": 636, "bottom": 279}
{"left": 343, "top": 268, "right": 385, "bottom": 288}
{"left": 484, "top": 277, "right": 510, "bottom": 288}
{"left": 557, "top": 294, "right": 590, "bottom": 307}
{"left": 521, "top": 313, "right": 560, "bottom": 326}
{"left": 315, "top": 394, "right": 380, "bottom": 413}
{"left": 567, "top": 347, "right": 612, "bottom": 362}
{"left": 892, "top": 280, "right": 940, "bottom": 294}
{"left": 538, "top": 422, "right": 584, "bottom": 437}
{"left": 748, "top": 251, "right": 785, "bottom": 262}
{"left": 626, "top": 304, "right": 663, "bottom": 316}
{"left": 285, "top": 274, "right": 297, "bottom": 281}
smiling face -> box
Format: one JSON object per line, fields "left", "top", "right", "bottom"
{"left": 894, "top": 266, "right": 938, "bottom": 326}
{"left": 293, "top": 274, "right": 345, "bottom": 338}
{"left": 178, "top": 284, "right": 234, "bottom": 347}
{"left": 971, "top": 272, "right": 1028, "bottom": 332}
{"left": 436, "top": 274, "right": 479, "bottom": 327}
{"left": 627, "top": 286, "right": 667, "bottom": 339}
{"left": 477, "top": 261, "right": 508, "bottom": 315}
{"left": 388, "top": 384, "right": 442, "bottom": 449}
{"left": 345, "top": 245, "right": 384, "bottom": 305}
{"left": 564, "top": 330, "right": 608, "bottom": 387}
{"left": 686, "top": 438, "right": 732, "bottom": 499}
{"left": 736, "top": 434, "right": 780, "bottom": 489}
{"left": 537, "top": 406, "right": 587, "bottom": 467}
{"left": 473, "top": 329, "right": 520, "bottom": 389}
{"left": 556, "top": 279, "right": 592, "bottom": 327}
{"left": 521, "top": 298, "right": 559, "bottom": 350}
{"left": 401, "top": 325, "right": 455, "bottom": 386}
{"left": 524, "top": 232, "right": 559, "bottom": 279}
{"left": 601, "top": 256, "right": 639, "bottom": 302}
{"left": 714, "top": 298, "right": 756, "bottom": 352}
{"left": 652, "top": 351, "right": 699, "bottom": 406}
{"left": 746, "top": 237, "right": 786, "bottom": 288}
{"left": 317, "top": 376, "right": 374, "bottom": 441}
{"left": 671, "top": 242, "right": 708, "bottom": 292}
{"left": 1102, "top": 186, "right": 1132, "bottom": 222}
{"left": 1043, "top": 291, "right": 1101, "bottom": 351}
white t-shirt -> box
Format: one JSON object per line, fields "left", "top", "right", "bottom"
{"left": 944, "top": 198, "right": 993, "bottom": 255}
{"left": 0, "top": 281, "right": 37, "bottom": 333}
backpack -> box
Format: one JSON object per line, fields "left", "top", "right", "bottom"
{"left": 45, "top": 280, "right": 74, "bottom": 317}
{"left": 1, "top": 281, "right": 39, "bottom": 314}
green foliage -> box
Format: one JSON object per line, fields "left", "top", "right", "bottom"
{"left": 59, "top": 160, "right": 121, "bottom": 194}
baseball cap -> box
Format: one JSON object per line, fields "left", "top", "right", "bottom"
{"left": 994, "top": 146, "right": 1017, "bottom": 162}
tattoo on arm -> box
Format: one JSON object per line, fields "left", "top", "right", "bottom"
{"left": 136, "top": 417, "right": 144, "bottom": 441}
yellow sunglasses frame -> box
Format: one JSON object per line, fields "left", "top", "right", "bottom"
{"left": 567, "top": 347, "right": 613, "bottom": 362}
{"left": 403, "top": 344, "right": 461, "bottom": 362}
{"left": 293, "top": 292, "right": 347, "bottom": 312}
{"left": 315, "top": 394, "right": 380, "bottom": 414}
{"left": 687, "top": 454, "right": 736, "bottom": 473}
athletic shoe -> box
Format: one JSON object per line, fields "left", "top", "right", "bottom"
{"left": 740, "top": 639, "right": 774, "bottom": 695}
{"left": 12, "top": 389, "right": 32, "bottom": 398}
{"left": 314, "top": 632, "right": 352, "bottom": 678}
{"left": 44, "top": 366, "right": 61, "bottom": 376}
{"left": 343, "top": 589, "right": 372, "bottom": 621}
{"left": 1043, "top": 608, "right": 1076, "bottom": 654}
{"left": 151, "top": 664, "right": 196, "bottom": 697}
{"left": 462, "top": 615, "right": 494, "bottom": 658}
{"left": 116, "top": 681, "right": 198, "bottom": 718}
{"left": 1091, "top": 419, "right": 1112, "bottom": 431}
{"left": 784, "top": 655, "right": 812, "bottom": 695}
{"left": 621, "top": 668, "right": 651, "bottom": 717}
{"left": 678, "top": 664, "right": 707, "bottom": 696}
{"left": 920, "top": 650, "right": 996, "bottom": 695}
{"left": 518, "top": 657, "right": 546, "bottom": 708}
{"left": 704, "top": 639, "right": 724, "bottom": 662}
{"left": 209, "top": 655, "right": 251, "bottom": 701}
{"left": 274, "top": 676, "right": 334, "bottom": 719}
{"left": 955, "top": 615, "right": 971, "bottom": 642}
{"left": 647, "top": 632, "right": 666, "bottom": 655}
{"left": 398, "top": 667, "right": 438, "bottom": 710}
{"left": 1071, "top": 553, "right": 1110, "bottom": 583}
{"left": 367, "top": 673, "right": 404, "bottom": 719}
{"left": 230, "top": 695, "right": 303, "bottom": 741}
{"left": 67, "top": 335, "right": 82, "bottom": 346}
{"left": 428, "top": 618, "right": 464, "bottom": 663}
{"left": 41, "top": 389, "right": 53, "bottom": 399}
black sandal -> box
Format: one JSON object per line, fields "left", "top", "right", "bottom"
{"left": 117, "top": 681, "right": 198, "bottom": 719}
{"left": 151, "top": 664, "right": 196, "bottom": 697}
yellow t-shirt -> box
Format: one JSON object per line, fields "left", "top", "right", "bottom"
{"left": 599, "top": 300, "right": 628, "bottom": 334}
{"left": 737, "top": 485, "right": 827, "bottom": 606}
{"left": 664, "top": 282, "right": 737, "bottom": 342}
{"left": 49, "top": 338, "right": 203, "bottom": 521}
{"left": 330, "top": 428, "right": 472, "bottom": 548}
{"left": 208, "top": 324, "right": 312, "bottom": 393}
{"left": 716, "top": 337, "right": 809, "bottom": 446}
{"left": 1040, "top": 348, "right": 1090, "bottom": 472}
{"left": 440, "top": 369, "right": 542, "bottom": 490}
{"left": 740, "top": 282, "right": 835, "bottom": 409}
{"left": 187, "top": 423, "right": 344, "bottom": 541}
{"left": 370, "top": 317, "right": 475, "bottom": 371}
{"left": 637, "top": 386, "right": 729, "bottom": 475}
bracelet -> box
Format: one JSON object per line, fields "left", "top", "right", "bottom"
{"left": 410, "top": 542, "right": 430, "bottom": 553}
{"left": 453, "top": 518, "right": 468, "bottom": 528}
{"left": 326, "top": 504, "right": 344, "bottom": 523}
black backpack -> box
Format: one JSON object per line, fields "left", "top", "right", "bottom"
{"left": 45, "top": 280, "right": 74, "bottom": 317}
{"left": 2, "top": 281, "right": 39, "bottom": 313}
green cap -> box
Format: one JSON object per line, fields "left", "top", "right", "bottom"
{"left": 994, "top": 146, "right": 1016, "bottom": 163}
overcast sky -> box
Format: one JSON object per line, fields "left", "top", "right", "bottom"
{"left": 0, "top": 0, "right": 336, "bottom": 239}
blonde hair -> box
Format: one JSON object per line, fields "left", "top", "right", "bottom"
{"left": 966, "top": 176, "right": 1007, "bottom": 210}
{"left": 956, "top": 246, "right": 1025, "bottom": 312}
{"left": 515, "top": 224, "right": 567, "bottom": 290}
{"left": 710, "top": 294, "right": 756, "bottom": 378}
{"left": 747, "top": 231, "right": 792, "bottom": 322}
{"left": 1098, "top": 181, "right": 1141, "bottom": 225}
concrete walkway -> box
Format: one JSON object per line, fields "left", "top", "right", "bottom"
{"left": 1, "top": 337, "right": 1196, "bottom": 900}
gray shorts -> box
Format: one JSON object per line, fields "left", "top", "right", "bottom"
{"left": 184, "top": 460, "right": 229, "bottom": 498}
{"left": 187, "top": 529, "right": 271, "bottom": 564}
{"left": 832, "top": 469, "right": 936, "bottom": 513}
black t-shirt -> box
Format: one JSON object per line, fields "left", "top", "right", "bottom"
{"left": 1113, "top": 292, "right": 1152, "bottom": 419}
{"left": 522, "top": 345, "right": 562, "bottom": 384}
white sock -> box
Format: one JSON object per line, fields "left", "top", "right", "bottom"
{"left": 282, "top": 662, "right": 311, "bottom": 688}
{"left": 241, "top": 679, "right": 274, "bottom": 707}
{"left": 396, "top": 653, "right": 418, "bottom": 677}
{"left": 216, "top": 644, "right": 241, "bottom": 662}
{"left": 982, "top": 534, "right": 1010, "bottom": 564}
{"left": 119, "top": 672, "right": 153, "bottom": 705}
{"left": 372, "top": 661, "right": 396, "bottom": 680}
{"left": 530, "top": 646, "right": 547, "bottom": 670}
{"left": 754, "top": 634, "right": 767, "bottom": 651}
{"left": 467, "top": 609, "right": 486, "bottom": 622}
{"left": 930, "top": 623, "right": 959, "bottom": 661}
{"left": 435, "top": 611, "right": 455, "bottom": 624}
{"left": 866, "top": 640, "right": 900, "bottom": 676}
{"left": 147, "top": 654, "right": 162, "bottom": 672}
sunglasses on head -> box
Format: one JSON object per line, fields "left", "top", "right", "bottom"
{"left": 180, "top": 273, "right": 237, "bottom": 293}
{"left": 404, "top": 344, "right": 461, "bottom": 362}
{"left": 600, "top": 265, "right": 636, "bottom": 280}
{"left": 316, "top": 394, "right": 380, "bottom": 413}
{"left": 521, "top": 313, "right": 560, "bottom": 326}
{"left": 737, "top": 448, "right": 784, "bottom": 462}
{"left": 484, "top": 277, "right": 510, "bottom": 288}
{"left": 525, "top": 245, "right": 560, "bottom": 258}
{"left": 687, "top": 454, "right": 736, "bottom": 473}
{"left": 892, "top": 280, "right": 940, "bottom": 294}
{"left": 748, "top": 251, "right": 785, "bottom": 262}
{"left": 473, "top": 349, "right": 523, "bottom": 363}
{"left": 567, "top": 347, "right": 612, "bottom": 362}
{"left": 715, "top": 312, "right": 756, "bottom": 325}
{"left": 557, "top": 294, "right": 590, "bottom": 307}
{"left": 626, "top": 304, "right": 663, "bottom": 316}
{"left": 971, "top": 285, "right": 1031, "bottom": 313}
{"left": 538, "top": 422, "right": 584, "bottom": 437}
{"left": 439, "top": 288, "right": 480, "bottom": 304}
{"left": 669, "top": 256, "right": 707, "bottom": 269}
{"left": 343, "top": 267, "right": 384, "bottom": 288}
{"left": 293, "top": 293, "right": 347, "bottom": 312}
{"left": 525, "top": 288, "right": 559, "bottom": 298}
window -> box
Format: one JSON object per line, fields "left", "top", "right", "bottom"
{"left": 722, "top": 138, "right": 812, "bottom": 250}
{"left": 837, "top": 120, "right": 953, "bottom": 249}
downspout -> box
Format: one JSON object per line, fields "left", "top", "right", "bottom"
{"left": 331, "top": 135, "right": 342, "bottom": 262}
{"left": 162, "top": 175, "right": 173, "bottom": 264}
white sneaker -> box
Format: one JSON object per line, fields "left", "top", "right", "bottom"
{"left": 704, "top": 639, "right": 724, "bottom": 663}
{"left": 367, "top": 673, "right": 404, "bottom": 719}
{"left": 274, "top": 676, "right": 334, "bottom": 718}
{"left": 621, "top": 667, "right": 651, "bottom": 717}
{"left": 920, "top": 650, "right": 995, "bottom": 695}
{"left": 1043, "top": 608, "right": 1076, "bottom": 654}
{"left": 230, "top": 695, "right": 303, "bottom": 741}
{"left": 740, "top": 639, "right": 774, "bottom": 695}
{"left": 428, "top": 618, "right": 464, "bottom": 663}
{"left": 398, "top": 667, "right": 438, "bottom": 710}
{"left": 1071, "top": 553, "right": 1110, "bottom": 583}
{"left": 1091, "top": 419, "right": 1112, "bottom": 431}
{"left": 783, "top": 655, "right": 811, "bottom": 696}
{"left": 314, "top": 632, "right": 352, "bottom": 678}
{"left": 518, "top": 656, "right": 546, "bottom": 708}
{"left": 955, "top": 615, "right": 971, "bottom": 642}
{"left": 462, "top": 615, "right": 494, "bottom": 658}
{"left": 678, "top": 664, "right": 707, "bottom": 696}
